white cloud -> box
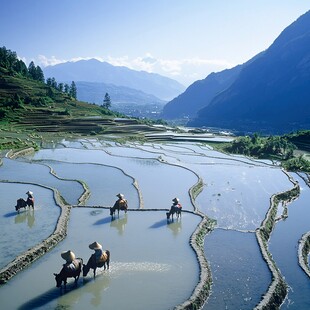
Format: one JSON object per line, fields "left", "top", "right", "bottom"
{"left": 37, "top": 55, "right": 65, "bottom": 67}
{"left": 36, "top": 53, "right": 236, "bottom": 86}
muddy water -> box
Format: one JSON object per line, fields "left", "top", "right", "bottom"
{"left": 0, "top": 209, "right": 200, "bottom": 310}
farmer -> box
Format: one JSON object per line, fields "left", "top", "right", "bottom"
{"left": 89, "top": 241, "right": 104, "bottom": 264}
{"left": 110, "top": 193, "right": 128, "bottom": 214}
{"left": 166, "top": 197, "right": 182, "bottom": 219}
{"left": 26, "top": 190, "right": 35, "bottom": 208}
{"left": 61, "top": 250, "right": 79, "bottom": 271}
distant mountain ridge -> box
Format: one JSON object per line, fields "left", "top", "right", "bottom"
{"left": 76, "top": 81, "right": 166, "bottom": 106}
{"left": 166, "top": 10, "right": 310, "bottom": 134}
{"left": 161, "top": 65, "right": 243, "bottom": 119}
{"left": 76, "top": 81, "right": 166, "bottom": 118}
{"left": 43, "top": 59, "right": 185, "bottom": 101}
{"left": 161, "top": 53, "right": 263, "bottom": 120}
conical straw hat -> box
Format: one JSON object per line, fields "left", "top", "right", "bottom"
{"left": 61, "top": 250, "right": 75, "bottom": 262}
{"left": 89, "top": 241, "right": 102, "bottom": 250}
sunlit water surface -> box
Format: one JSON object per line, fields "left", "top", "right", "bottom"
{"left": 0, "top": 209, "right": 200, "bottom": 310}
{"left": 204, "top": 229, "right": 271, "bottom": 309}
{"left": 0, "top": 183, "right": 60, "bottom": 269}
{"left": 1, "top": 140, "right": 309, "bottom": 309}
{"left": 269, "top": 174, "right": 310, "bottom": 309}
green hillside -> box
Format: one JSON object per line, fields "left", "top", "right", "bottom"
{"left": 0, "top": 47, "right": 166, "bottom": 151}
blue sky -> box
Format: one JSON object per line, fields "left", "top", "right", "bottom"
{"left": 1, "top": 0, "right": 309, "bottom": 86}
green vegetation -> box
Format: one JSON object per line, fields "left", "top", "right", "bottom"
{"left": 285, "top": 130, "right": 310, "bottom": 152}
{"left": 222, "top": 133, "right": 310, "bottom": 172}
{"left": 224, "top": 133, "right": 295, "bottom": 159}
{"left": 102, "top": 92, "right": 111, "bottom": 109}
{"left": 0, "top": 46, "right": 169, "bottom": 152}
{"left": 1, "top": 45, "right": 309, "bottom": 175}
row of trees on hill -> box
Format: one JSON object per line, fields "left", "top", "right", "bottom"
{"left": 0, "top": 46, "right": 117, "bottom": 110}
{"left": 0, "top": 46, "right": 44, "bottom": 82}
{"left": 0, "top": 46, "right": 115, "bottom": 105}
{"left": 225, "top": 134, "right": 296, "bottom": 160}
{"left": 223, "top": 133, "right": 310, "bottom": 172}
{"left": 46, "top": 77, "right": 77, "bottom": 99}
{"left": 0, "top": 46, "right": 77, "bottom": 99}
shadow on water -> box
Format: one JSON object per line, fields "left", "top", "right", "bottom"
{"left": 149, "top": 218, "right": 182, "bottom": 236}
{"left": 149, "top": 218, "right": 168, "bottom": 229}
{"left": 93, "top": 217, "right": 112, "bottom": 225}
{"left": 3, "top": 211, "right": 18, "bottom": 218}
{"left": 110, "top": 214, "right": 128, "bottom": 235}
{"left": 18, "top": 273, "right": 111, "bottom": 310}
{"left": 17, "top": 282, "right": 81, "bottom": 310}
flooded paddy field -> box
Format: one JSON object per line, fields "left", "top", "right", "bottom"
{"left": 204, "top": 229, "right": 271, "bottom": 310}
{"left": 0, "top": 209, "right": 200, "bottom": 310}
{"left": 0, "top": 183, "right": 60, "bottom": 269}
{"left": 0, "top": 139, "right": 309, "bottom": 309}
{"left": 269, "top": 174, "right": 310, "bottom": 309}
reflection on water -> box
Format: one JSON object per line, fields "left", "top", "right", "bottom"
{"left": 80, "top": 275, "right": 110, "bottom": 307}
{"left": 110, "top": 214, "right": 128, "bottom": 235}
{"left": 269, "top": 175, "right": 310, "bottom": 309}
{"left": 1, "top": 158, "right": 83, "bottom": 205}
{"left": 1, "top": 139, "right": 309, "bottom": 309}
{"left": 0, "top": 209, "right": 200, "bottom": 310}
{"left": 204, "top": 229, "right": 271, "bottom": 310}
{"left": 14, "top": 209, "right": 35, "bottom": 228}
{"left": 0, "top": 183, "right": 60, "bottom": 269}
{"left": 167, "top": 219, "right": 182, "bottom": 237}
{"left": 40, "top": 161, "right": 139, "bottom": 207}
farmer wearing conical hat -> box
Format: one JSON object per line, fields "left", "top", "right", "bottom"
{"left": 26, "top": 190, "right": 35, "bottom": 209}
{"left": 166, "top": 197, "right": 182, "bottom": 220}
{"left": 110, "top": 193, "right": 128, "bottom": 216}
{"left": 89, "top": 241, "right": 105, "bottom": 265}
{"left": 61, "top": 250, "right": 79, "bottom": 271}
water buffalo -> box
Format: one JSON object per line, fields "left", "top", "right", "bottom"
{"left": 166, "top": 206, "right": 182, "bottom": 221}
{"left": 54, "top": 258, "right": 83, "bottom": 289}
{"left": 83, "top": 250, "right": 110, "bottom": 278}
{"left": 15, "top": 198, "right": 34, "bottom": 213}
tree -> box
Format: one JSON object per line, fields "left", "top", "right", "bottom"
{"left": 46, "top": 77, "right": 52, "bottom": 86}
{"left": 58, "top": 83, "right": 64, "bottom": 92}
{"left": 102, "top": 92, "right": 111, "bottom": 109}
{"left": 69, "top": 81, "right": 77, "bottom": 99}
{"left": 14, "top": 59, "right": 28, "bottom": 76}
{"left": 64, "top": 83, "right": 70, "bottom": 94}
{"left": 0, "top": 46, "right": 18, "bottom": 70}
{"left": 35, "top": 65, "right": 45, "bottom": 83}
{"left": 28, "top": 61, "right": 37, "bottom": 79}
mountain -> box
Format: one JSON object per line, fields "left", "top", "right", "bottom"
{"left": 0, "top": 54, "right": 167, "bottom": 139}
{"left": 43, "top": 59, "right": 185, "bottom": 101}
{"left": 161, "top": 65, "right": 243, "bottom": 120}
{"left": 161, "top": 53, "right": 263, "bottom": 120}
{"left": 76, "top": 81, "right": 166, "bottom": 118}
{"left": 187, "top": 10, "right": 310, "bottom": 134}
